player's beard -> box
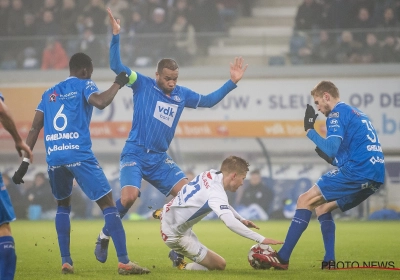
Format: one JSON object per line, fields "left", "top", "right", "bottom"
{"left": 163, "top": 87, "right": 173, "bottom": 95}
{"left": 159, "top": 84, "right": 173, "bottom": 95}
{"left": 323, "top": 104, "right": 331, "bottom": 117}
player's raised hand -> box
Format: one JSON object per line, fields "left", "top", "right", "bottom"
{"left": 242, "top": 219, "right": 260, "bottom": 229}
{"left": 230, "top": 57, "right": 248, "bottom": 84}
{"left": 107, "top": 7, "right": 120, "bottom": 35}
{"left": 304, "top": 104, "right": 318, "bottom": 131}
{"left": 261, "top": 238, "right": 284, "bottom": 245}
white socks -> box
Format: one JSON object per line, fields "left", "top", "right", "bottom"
{"left": 99, "top": 230, "right": 110, "bottom": 239}
{"left": 185, "top": 263, "right": 208, "bottom": 271}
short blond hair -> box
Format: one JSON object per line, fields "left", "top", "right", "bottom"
{"left": 220, "top": 156, "right": 249, "bottom": 174}
{"left": 311, "top": 81, "right": 340, "bottom": 98}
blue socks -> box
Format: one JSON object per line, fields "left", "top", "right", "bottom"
{"left": 0, "top": 236, "right": 16, "bottom": 280}
{"left": 278, "top": 209, "right": 312, "bottom": 262}
{"left": 102, "top": 199, "right": 129, "bottom": 237}
{"left": 115, "top": 199, "right": 130, "bottom": 219}
{"left": 318, "top": 212, "right": 335, "bottom": 261}
{"left": 103, "top": 207, "right": 129, "bottom": 264}
{"left": 55, "top": 206, "right": 73, "bottom": 266}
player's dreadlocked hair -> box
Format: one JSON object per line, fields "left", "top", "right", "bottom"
{"left": 157, "top": 58, "right": 179, "bottom": 73}
{"left": 220, "top": 156, "right": 250, "bottom": 175}
{"left": 311, "top": 80, "right": 340, "bottom": 99}
{"left": 69, "top": 52, "right": 93, "bottom": 72}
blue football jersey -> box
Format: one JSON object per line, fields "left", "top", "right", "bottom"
{"left": 123, "top": 72, "right": 201, "bottom": 153}
{"left": 37, "top": 77, "right": 99, "bottom": 165}
{"left": 327, "top": 102, "right": 385, "bottom": 183}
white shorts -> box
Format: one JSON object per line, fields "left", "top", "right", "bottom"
{"left": 161, "top": 221, "right": 208, "bottom": 263}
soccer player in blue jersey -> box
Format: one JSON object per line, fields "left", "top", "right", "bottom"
{"left": 253, "top": 80, "right": 385, "bottom": 270}
{"left": 11, "top": 53, "right": 150, "bottom": 275}
{"left": 94, "top": 8, "right": 249, "bottom": 263}
{"left": 0, "top": 92, "right": 33, "bottom": 280}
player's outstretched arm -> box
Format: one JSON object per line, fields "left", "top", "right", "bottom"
{"left": 260, "top": 238, "right": 284, "bottom": 245}
{"left": 0, "top": 99, "right": 33, "bottom": 161}
{"left": 89, "top": 72, "right": 129, "bottom": 110}
{"left": 230, "top": 57, "right": 248, "bottom": 84}
{"left": 197, "top": 58, "right": 248, "bottom": 108}
{"left": 107, "top": 8, "right": 132, "bottom": 78}
{"left": 220, "top": 212, "right": 266, "bottom": 243}
{"left": 107, "top": 7, "right": 120, "bottom": 36}
{"left": 241, "top": 219, "right": 260, "bottom": 230}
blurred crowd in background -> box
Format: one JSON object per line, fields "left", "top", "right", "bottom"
{"left": 290, "top": 0, "right": 400, "bottom": 64}
{"left": 0, "top": 0, "right": 252, "bottom": 69}
{"left": 2, "top": 0, "right": 400, "bottom": 70}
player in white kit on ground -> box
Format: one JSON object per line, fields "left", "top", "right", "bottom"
{"left": 160, "top": 156, "right": 283, "bottom": 270}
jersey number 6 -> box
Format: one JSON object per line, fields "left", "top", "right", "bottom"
{"left": 53, "top": 104, "right": 68, "bottom": 131}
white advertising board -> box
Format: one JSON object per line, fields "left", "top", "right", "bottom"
{"left": 93, "top": 77, "right": 400, "bottom": 149}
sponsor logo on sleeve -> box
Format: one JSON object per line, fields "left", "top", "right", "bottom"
{"left": 86, "top": 80, "right": 98, "bottom": 91}
{"left": 220, "top": 205, "right": 229, "bottom": 210}
{"left": 328, "top": 118, "right": 340, "bottom": 129}
{"left": 165, "top": 158, "right": 175, "bottom": 166}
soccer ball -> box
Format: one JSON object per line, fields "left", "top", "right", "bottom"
{"left": 248, "top": 244, "right": 275, "bottom": 269}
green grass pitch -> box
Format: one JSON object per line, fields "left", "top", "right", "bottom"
{"left": 11, "top": 219, "right": 400, "bottom": 279}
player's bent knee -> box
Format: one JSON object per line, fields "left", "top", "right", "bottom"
{"left": 217, "top": 260, "right": 226, "bottom": 270}
{"left": 211, "top": 258, "right": 226, "bottom": 270}
{"left": 121, "top": 186, "right": 139, "bottom": 205}
{"left": 0, "top": 223, "right": 12, "bottom": 237}
{"left": 296, "top": 193, "right": 309, "bottom": 208}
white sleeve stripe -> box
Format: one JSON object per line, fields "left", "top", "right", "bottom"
{"left": 326, "top": 135, "right": 343, "bottom": 140}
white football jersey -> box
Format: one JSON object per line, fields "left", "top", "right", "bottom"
{"left": 161, "top": 169, "right": 232, "bottom": 235}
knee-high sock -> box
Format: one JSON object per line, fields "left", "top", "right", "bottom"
{"left": 0, "top": 236, "right": 16, "bottom": 280}
{"left": 318, "top": 212, "right": 335, "bottom": 261}
{"left": 278, "top": 209, "right": 312, "bottom": 262}
{"left": 103, "top": 206, "right": 129, "bottom": 264}
{"left": 55, "top": 206, "right": 73, "bottom": 265}
{"left": 102, "top": 199, "right": 130, "bottom": 237}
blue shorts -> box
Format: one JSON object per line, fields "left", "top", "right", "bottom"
{"left": 48, "top": 156, "right": 111, "bottom": 201}
{"left": 120, "top": 145, "right": 186, "bottom": 196}
{"left": 0, "top": 173, "right": 16, "bottom": 225}
{"left": 316, "top": 169, "right": 382, "bottom": 212}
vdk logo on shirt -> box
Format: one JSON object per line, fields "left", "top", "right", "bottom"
{"left": 154, "top": 101, "right": 178, "bottom": 127}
